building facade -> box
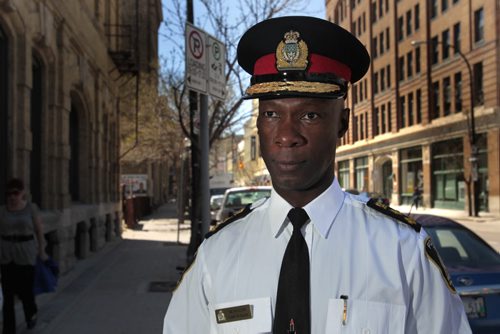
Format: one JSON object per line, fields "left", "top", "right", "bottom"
{"left": 328, "top": 0, "right": 500, "bottom": 215}
{"left": 0, "top": 0, "right": 161, "bottom": 272}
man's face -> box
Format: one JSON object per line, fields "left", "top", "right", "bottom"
{"left": 257, "top": 97, "right": 348, "bottom": 203}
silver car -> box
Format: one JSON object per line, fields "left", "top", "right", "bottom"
{"left": 216, "top": 186, "right": 272, "bottom": 223}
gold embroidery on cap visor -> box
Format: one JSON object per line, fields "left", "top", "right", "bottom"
{"left": 245, "top": 81, "right": 342, "bottom": 96}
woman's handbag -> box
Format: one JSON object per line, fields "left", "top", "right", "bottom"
{"left": 33, "top": 257, "right": 59, "bottom": 295}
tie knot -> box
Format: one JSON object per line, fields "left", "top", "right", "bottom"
{"left": 287, "top": 208, "right": 309, "bottom": 230}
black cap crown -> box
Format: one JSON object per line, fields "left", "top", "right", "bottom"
{"left": 237, "top": 16, "right": 370, "bottom": 99}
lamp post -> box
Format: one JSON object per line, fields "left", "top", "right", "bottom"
{"left": 411, "top": 40, "right": 479, "bottom": 217}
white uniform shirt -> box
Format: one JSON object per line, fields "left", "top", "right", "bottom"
{"left": 163, "top": 179, "right": 471, "bottom": 333}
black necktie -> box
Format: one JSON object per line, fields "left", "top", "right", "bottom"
{"left": 273, "top": 208, "right": 311, "bottom": 334}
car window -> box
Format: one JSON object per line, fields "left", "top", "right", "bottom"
{"left": 225, "top": 190, "right": 271, "bottom": 207}
{"left": 426, "top": 227, "right": 500, "bottom": 267}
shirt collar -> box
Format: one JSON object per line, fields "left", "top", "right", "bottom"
{"left": 269, "top": 178, "right": 345, "bottom": 239}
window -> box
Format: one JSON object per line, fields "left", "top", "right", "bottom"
{"left": 432, "top": 81, "right": 440, "bottom": 119}
{"left": 415, "top": 46, "right": 421, "bottom": 73}
{"left": 442, "top": 0, "right": 448, "bottom": 12}
{"left": 381, "top": 67, "right": 385, "bottom": 91}
{"left": 360, "top": 113, "right": 365, "bottom": 139}
{"left": 442, "top": 29, "right": 450, "bottom": 60}
{"left": 381, "top": 104, "right": 386, "bottom": 133}
{"left": 398, "top": 16, "right": 404, "bottom": 41}
{"left": 364, "top": 79, "right": 368, "bottom": 99}
{"left": 414, "top": 4, "right": 420, "bottom": 30}
{"left": 355, "top": 157, "right": 369, "bottom": 191}
{"left": 398, "top": 56, "right": 405, "bottom": 81}
{"left": 407, "top": 52, "right": 413, "bottom": 78}
{"left": 406, "top": 10, "right": 412, "bottom": 36}
{"left": 363, "top": 13, "right": 366, "bottom": 32}
{"left": 474, "top": 8, "right": 484, "bottom": 42}
{"left": 338, "top": 160, "right": 350, "bottom": 189}
{"left": 453, "top": 23, "right": 461, "bottom": 54}
{"left": 373, "top": 36, "right": 378, "bottom": 58}
{"left": 386, "top": 27, "right": 390, "bottom": 50}
{"left": 400, "top": 147, "right": 423, "bottom": 203}
{"left": 431, "top": 0, "right": 438, "bottom": 18}
{"left": 359, "top": 81, "right": 364, "bottom": 102}
{"left": 432, "top": 138, "right": 464, "bottom": 206}
{"left": 374, "top": 72, "right": 379, "bottom": 94}
{"left": 388, "top": 102, "right": 392, "bottom": 131}
{"left": 379, "top": 32, "right": 384, "bottom": 54}
{"left": 408, "top": 92, "right": 414, "bottom": 126}
{"left": 352, "top": 21, "right": 357, "bottom": 36}
{"left": 375, "top": 106, "right": 380, "bottom": 135}
{"left": 372, "top": 1, "right": 377, "bottom": 22}
{"left": 473, "top": 62, "right": 484, "bottom": 106}
{"left": 386, "top": 65, "right": 391, "bottom": 87}
{"left": 443, "top": 77, "right": 451, "bottom": 115}
{"left": 379, "top": 0, "right": 384, "bottom": 18}
{"left": 431, "top": 36, "right": 439, "bottom": 65}
{"left": 353, "top": 84, "right": 358, "bottom": 104}
{"left": 399, "top": 96, "right": 406, "bottom": 128}
{"left": 416, "top": 89, "right": 422, "bottom": 123}
{"left": 31, "top": 56, "right": 44, "bottom": 206}
{"left": 454, "top": 72, "right": 462, "bottom": 112}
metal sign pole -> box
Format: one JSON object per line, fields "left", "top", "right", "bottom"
{"left": 200, "top": 93, "right": 210, "bottom": 238}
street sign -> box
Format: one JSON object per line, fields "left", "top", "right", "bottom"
{"left": 207, "top": 35, "right": 226, "bottom": 100}
{"left": 185, "top": 23, "right": 208, "bottom": 94}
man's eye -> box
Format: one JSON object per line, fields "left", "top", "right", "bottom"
{"left": 263, "top": 111, "right": 278, "bottom": 118}
{"left": 302, "top": 112, "right": 319, "bottom": 120}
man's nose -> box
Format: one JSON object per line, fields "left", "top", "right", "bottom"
{"left": 274, "top": 119, "right": 305, "bottom": 147}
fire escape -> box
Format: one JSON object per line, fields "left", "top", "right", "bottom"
{"left": 105, "top": 23, "right": 138, "bottom": 75}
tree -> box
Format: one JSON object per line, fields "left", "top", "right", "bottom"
{"left": 160, "top": 0, "right": 317, "bottom": 260}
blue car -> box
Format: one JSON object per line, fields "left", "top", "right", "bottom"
{"left": 414, "top": 214, "right": 500, "bottom": 334}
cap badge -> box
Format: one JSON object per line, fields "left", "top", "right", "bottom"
{"left": 276, "top": 30, "right": 308, "bottom": 71}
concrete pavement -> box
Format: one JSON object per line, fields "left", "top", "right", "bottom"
{"left": 7, "top": 201, "right": 498, "bottom": 333}
{"left": 17, "top": 203, "right": 190, "bottom": 334}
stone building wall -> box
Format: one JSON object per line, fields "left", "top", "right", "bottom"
{"left": 0, "top": 0, "right": 162, "bottom": 272}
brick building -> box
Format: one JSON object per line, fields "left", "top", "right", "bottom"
{"left": 328, "top": 0, "right": 500, "bottom": 215}
{"left": 0, "top": 0, "right": 162, "bottom": 272}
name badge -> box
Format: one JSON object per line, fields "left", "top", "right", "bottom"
{"left": 215, "top": 304, "right": 253, "bottom": 324}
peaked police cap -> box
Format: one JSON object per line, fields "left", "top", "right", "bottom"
{"left": 237, "top": 16, "right": 370, "bottom": 99}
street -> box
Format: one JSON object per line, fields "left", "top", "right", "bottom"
{"left": 9, "top": 202, "right": 499, "bottom": 334}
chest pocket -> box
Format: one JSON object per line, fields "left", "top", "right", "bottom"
{"left": 325, "top": 298, "right": 406, "bottom": 334}
{"left": 209, "top": 297, "right": 272, "bottom": 334}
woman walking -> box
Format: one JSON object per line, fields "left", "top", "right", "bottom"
{"left": 0, "top": 178, "right": 47, "bottom": 333}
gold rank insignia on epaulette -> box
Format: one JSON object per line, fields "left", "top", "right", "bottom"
{"left": 366, "top": 198, "right": 421, "bottom": 232}
{"left": 424, "top": 237, "right": 457, "bottom": 294}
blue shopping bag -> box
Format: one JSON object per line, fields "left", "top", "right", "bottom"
{"left": 33, "top": 257, "right": 59, "bottom": 295}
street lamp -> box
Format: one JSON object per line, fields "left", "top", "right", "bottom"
{"left": 411, "top": 39, "right": 479, "bottom": 217}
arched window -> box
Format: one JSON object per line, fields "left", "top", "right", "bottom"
{"left": 0, "top": 26, "right": 8, "bottom": 204}
{"left": 69, "top": 102, "right": 80, "bottom": 201}
{"left": 30, "top": 55, "right": 43, "bottom": 205}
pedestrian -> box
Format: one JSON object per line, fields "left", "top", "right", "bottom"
{"left": 411, "top": 185, "right": 422, "bottom": 211}
{"left": 163, "top": 16, "right": 471, "bottom": 333}
{"left": 0, "top": 178, "right": 48, "bottom": 333}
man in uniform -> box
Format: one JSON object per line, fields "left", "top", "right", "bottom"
{"left": 163, "top": 16, "right": 471, "bottom": 333}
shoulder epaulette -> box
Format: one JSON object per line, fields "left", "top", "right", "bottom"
{"left": 366, "top": 198, "right": 421, "bottom": 232}
{"left": 205, "top": 204, "right": 253, "bottom": 239}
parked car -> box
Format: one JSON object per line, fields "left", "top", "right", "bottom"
{"left": 413, "top": 214, "right": 500, "bottom": 333}
{"left": 216, "top": 186, "right": 272, "bottom": 223}
{"left": 344, "top": 189, "right": 390, "bottom": 205}
{"left": 209, "top": 194, "right": 224, "bottom": 225}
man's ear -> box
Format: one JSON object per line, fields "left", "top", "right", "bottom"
{"left": 338, "top": 108, "right": 350, "bottom": 138}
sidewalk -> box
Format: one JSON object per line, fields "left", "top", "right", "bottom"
{"left": 16, "top": 202, "right": 190, "bottom": 334}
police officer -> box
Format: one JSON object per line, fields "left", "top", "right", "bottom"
{"left": 163, "top": 16, "right": 471, "bottom": 333}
